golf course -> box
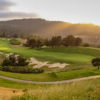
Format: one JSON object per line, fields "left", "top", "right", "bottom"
{"left": 0, "top": 38, "right": 100, "bottom": 81}
{"left": 0, "top": 38, "right": 100, "bottom": 100}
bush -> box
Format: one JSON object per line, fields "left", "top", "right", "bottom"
{"left": 2, "top": 66, "right": 32, "bottom": 73}
{"left": 32, "top": 68, "right": 44, "bottom": 73}
{"left": 2, "top": 66, "right": 44, "bottom": 73}
{"left": 2, "top": 53, "right": 44, "bottom": 73}
{"left": 2, "top": 53, "right": 29, "bottom": 66}
{"left": 16, "top": 56, "right": 29, "bottom": 66}
{"left": 10, "top": 38, "right": 21, "bottom": 45}
{"left": 2, "top": 59, "right": 11, "bottom": 66}
{"left": 83, "top": 43, "right": 90, "bottom": 47}
{"left": 0, "top": 66, "right": 3, "bottom": 70}
{"left": 92, "top": 58, "right": 100, "bottom": 70}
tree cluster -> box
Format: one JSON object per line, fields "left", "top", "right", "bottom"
{"left": 1, "top": 53, "right": 44, "bottom": 73}
{"left": 25, "top": 37, "right": 43, "bottom": 48}
{"left": 25, "top": 35, "right": 82, "bottom": 48}
{"left": 2, "top": 53, "right": 29, "bottom": 66}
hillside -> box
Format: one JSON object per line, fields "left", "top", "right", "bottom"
{"left": 0, "top": 38, "right": 100, "bottom": 82}
{"left": 0, "top": 18, "right": 100, "bottom": 44}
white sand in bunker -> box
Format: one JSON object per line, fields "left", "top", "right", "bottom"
{"left": 29, "top": 57, "right": 69, "bottom": 69}
{"left": 0, "top": 87, "right": 23, "bottom": 100}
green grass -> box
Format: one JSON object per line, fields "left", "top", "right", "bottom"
{"left": 1, "top": 68, "right": 100, "bottom": 81}
{"left": 2, "top": 78, "right": 100, "bottom": 100}
{"left": 1, "top": 75, "right": 100, "bottom": 100}
{"left": 0, "top": 78, "right": 46, "bottom": 89}
{"left": 0, "top": 38, "right": 100, "bottom": 81}
{"left": 0, "top": 38, "right": 100, "bottom": 65}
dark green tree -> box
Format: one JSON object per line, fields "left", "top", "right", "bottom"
{"left": 26, "top": 38, "right": 37, "bottom": 48}
{"left": 36, "top": 40, "right": 43, "bottom": 48}
{"left": 75, "top": 37, "right": 82, "bottom": 46}
{"left": 50, "top": 36, "right": 62, "bottom": 47}
{"left": 62, "top": 35, "right": 75, "bottom": 46}
{"left": 44, "top": 39, "right": 51, "bottom": 47}
{"left": 92, "top": 58, "right": 100, "bottom": 70}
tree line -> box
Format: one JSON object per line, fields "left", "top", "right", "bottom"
{"left": 25, "top": 35, "right": 83, "bottom": 48}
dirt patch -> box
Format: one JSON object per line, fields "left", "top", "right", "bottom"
{"left": 0, "top": 87, "right": 23, "bottom": 100}
{"left": 29, "top": 58, "right": 69, "bottom": 69}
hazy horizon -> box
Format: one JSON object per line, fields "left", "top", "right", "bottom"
{"left": 0, "top": 0, "right": 100, "bottom": 25}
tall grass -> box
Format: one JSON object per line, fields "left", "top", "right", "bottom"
{"left": 11, "top": 78, "right": 100, "bottom": 100}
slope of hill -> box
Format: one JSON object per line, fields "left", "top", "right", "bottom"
{"left": 1, "top": 77, "right": 100, "bottom": 100}
{"left": 1, "top": 38, "right": 100, "bottom": 82}
{"left": 0, "top": 18, "right": 100, "bottom": 44}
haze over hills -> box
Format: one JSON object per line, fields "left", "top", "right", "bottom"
{"left": 0, "top": 18, "right": 100, "bottom": 45}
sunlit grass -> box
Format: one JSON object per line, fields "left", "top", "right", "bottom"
{"left": 1, "top": 77, "right": 100, "bottom": 100}
{"left": 0, "top": 38, "right": 99, "bottom": 65}
{"left": 0, "top": 47, "right": 10, "bottom": 50}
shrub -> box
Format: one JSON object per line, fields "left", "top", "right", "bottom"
{"left": 2, "top": 53, "right": 29, "bottom": 66}
{"left": 10, "top": 38, "right": 21, "bottom": 45}
{"left": 2, "top": 66, "right": 44, "bottom": 73}
{"left": 2, "top": 59, "right": 11, "bottom": 66}
{"left": 2, "top": 66, "right": 32, "bottom": 73}
{"left": 2, "top": 53, "right": 44, "bottom": 73}
{"left": 92, "top": 58, "right": 100, "bottom": 70}
{"left": 49, "top": 72, "right": 57, "bottom": 78}
{"left": 83, "top": 43, "right": 90, "bottom": 47}
{"left": 16, "top": 56, "right": 29, "bottom": 66}
{"left": 0, "top": 66, "right": 3, "bottom": 70}
{"left": 32, "top": 68, "right": 44, "bottom": 73}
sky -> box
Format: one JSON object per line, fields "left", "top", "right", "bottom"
{"left": 0, "top": 0, "right": 100, "bottom": 25}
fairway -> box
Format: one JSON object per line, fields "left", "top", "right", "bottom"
{"left": 0, "top": 38, "right": 100, "bottom": 66}
{"left": 0, "top": 38, "right": 100, "bottom": 81}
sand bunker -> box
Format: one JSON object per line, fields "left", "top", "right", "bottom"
{"left": 29, "top": 58, "right": 69, "bottom": 69}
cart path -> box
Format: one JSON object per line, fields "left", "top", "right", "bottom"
{"left": 0, "top": 75, "right": 100, "bottom": 84}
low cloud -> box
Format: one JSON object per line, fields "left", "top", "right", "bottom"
{"left": 0, "top": 12, "right": 38, "bottom": 19}
{"left": 0, "top": 0, "right": 39, "bottom": 20}
{"left": 0, "top": 0, "right": 15, "bottom": 11}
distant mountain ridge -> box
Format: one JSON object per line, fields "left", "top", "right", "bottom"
{"left": 0, "top": 18, "right": 100, "bottom": 45}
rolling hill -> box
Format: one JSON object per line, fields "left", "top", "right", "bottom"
{"left": 0, "top": 18, "right": 100, "bottom": 44}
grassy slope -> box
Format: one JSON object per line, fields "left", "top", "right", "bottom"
{"left": 12, "top": 78, "right": 100, "bottom": 100}
{"left": 1, "top": 78, "right": 100, "bottom": 100}
{"left": 0, "top": 38, "right": 100, "bottom": 65}
{"left": 1, "top": 39, "right": 100, "bottom": 99}
{"left": 1, "top": 68, "right": 100, "bottom": 81}
{"left": 0, "top": 78, "right": 44, "bottom": 89}
{"left": 0, "top": 38, "right": 100, "bottom": 81}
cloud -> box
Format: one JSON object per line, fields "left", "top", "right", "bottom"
{"left": 0, "top": 12, "right": 38, "bottom": 19}
{"left": 0, "top": 0, "right": 15, "bottom": 11}
{"left": 0, "top": 0, "right": 39, "bottom": 20}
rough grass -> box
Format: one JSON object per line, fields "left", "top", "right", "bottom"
{"left": 0, "top": 87, "right": 23, "bottom": 100}
{"left": 1, "top": 39, "right": 100, "bottom": 100}
{"left": 14, "top": 79, "right": 100, "bottom": 100}
{"left": 1, "top": 78, "right": 100, "bottom": 100}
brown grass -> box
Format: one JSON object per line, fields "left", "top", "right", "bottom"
{"left": 0, "top": 87, "right": 23, "bottom": 100}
